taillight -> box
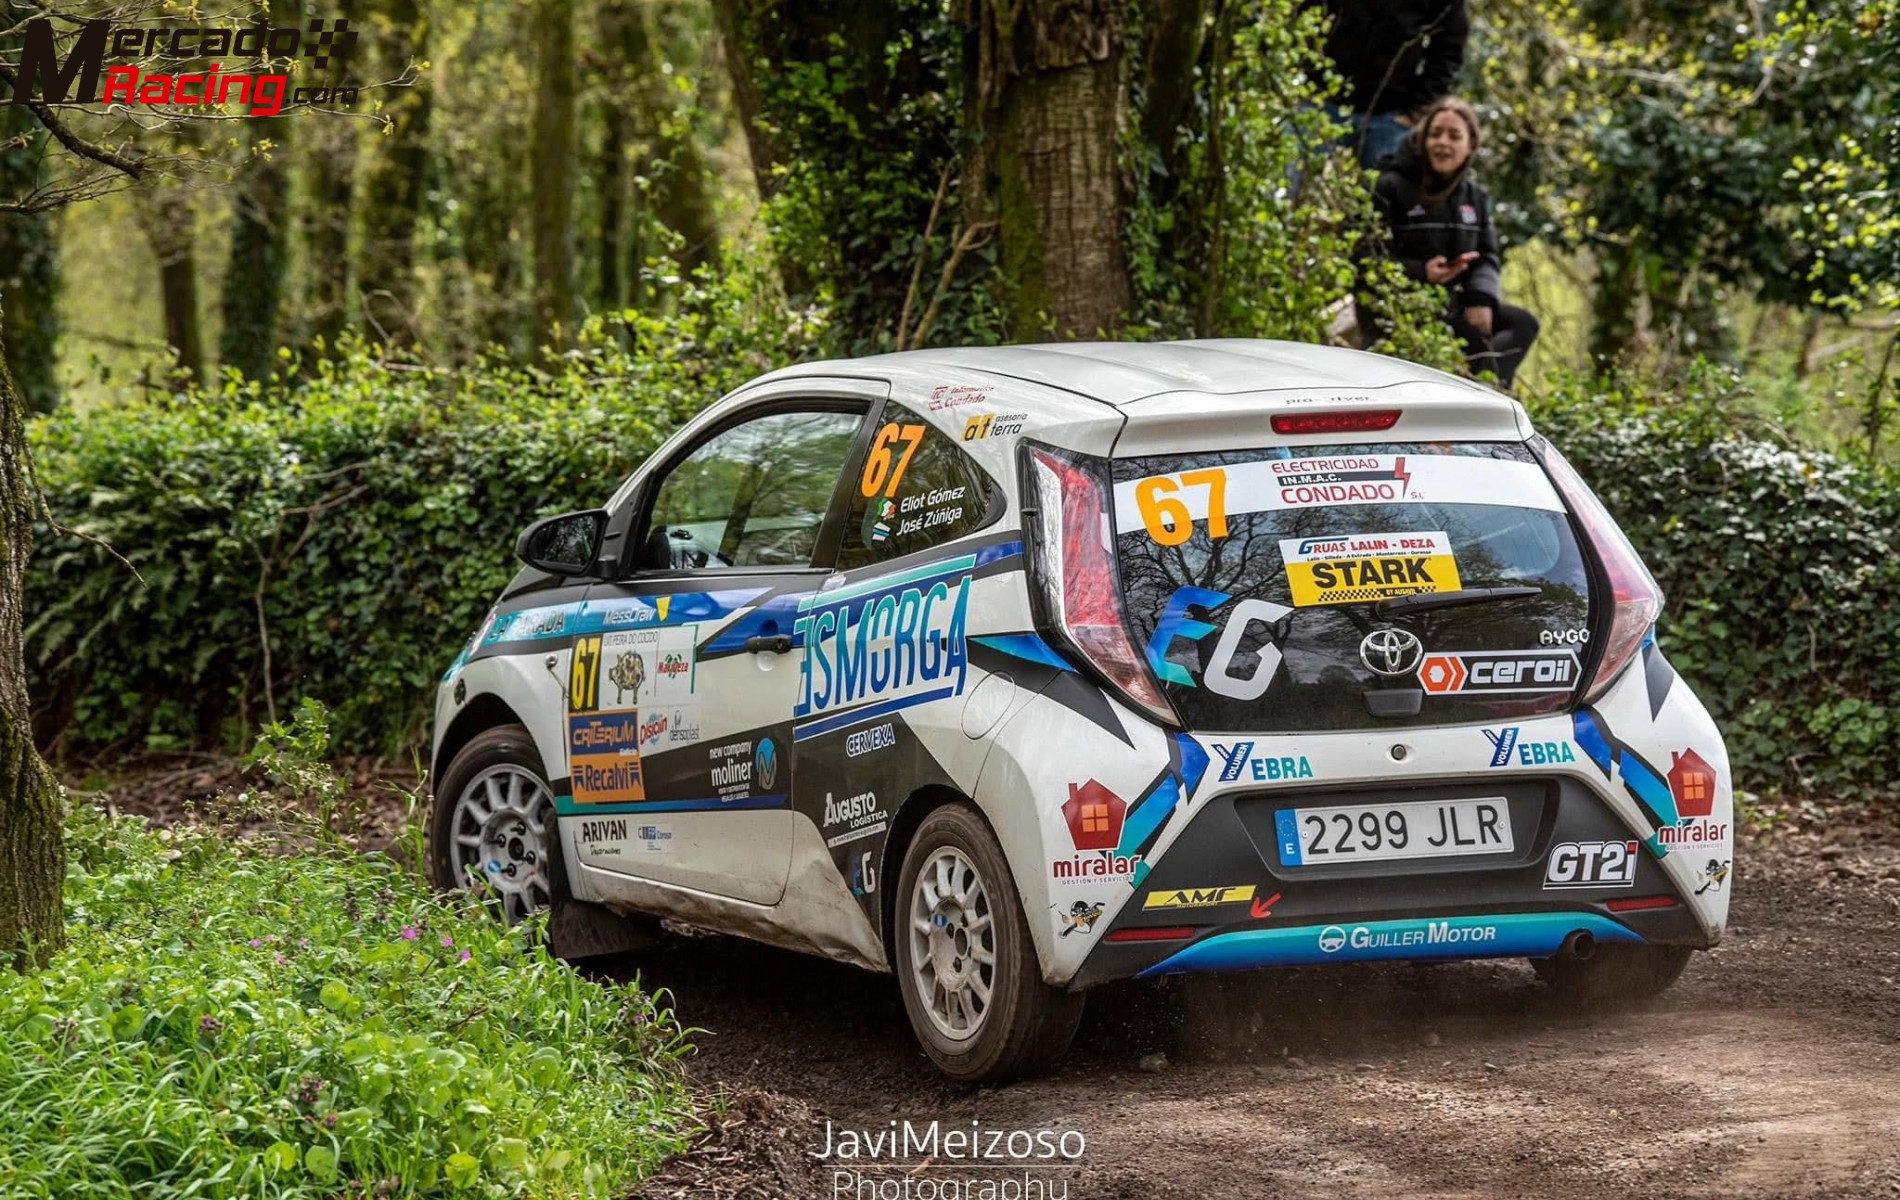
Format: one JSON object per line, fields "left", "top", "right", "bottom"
{"left": 1532, "top": 438, "right": 1663, "bottom": 704}
{"left": 1270, "top": 410, "right": 1402, "bottom": 436}
{"left": 1023, "top": 445, "right": 1178, "bottom": 725}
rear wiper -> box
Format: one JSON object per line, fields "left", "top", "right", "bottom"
{"left": 1372, "top": 585, "right": 1542, "bottom": 618}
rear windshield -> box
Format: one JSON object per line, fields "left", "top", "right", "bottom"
{"left": 1110, "top": 443, "right": 1593, "bottom": 732}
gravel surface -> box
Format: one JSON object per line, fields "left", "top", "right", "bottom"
{"left": 615, "top": 805, "right": 1900, "bottom": 1200}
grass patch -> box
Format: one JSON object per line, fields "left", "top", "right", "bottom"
{"left": 0, "top": 802, "right": 696, "bottom": 1197}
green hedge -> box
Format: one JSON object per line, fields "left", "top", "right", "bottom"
{"left": 29, "top": 299, "right": 813, "bottom": 754}
{"left": 0, "top": 802, "right": 693, "bottom": 1197}
{"left": 26, "top": 341, "right": 1900, "bottom": 798}
{"left": 1532, "top": 369, "right": 1900, "bottom": 800}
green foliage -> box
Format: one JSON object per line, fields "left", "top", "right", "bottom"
{"left": 0, "top": 800, "right": 695, "bottom": 1197}
{"left": 1124, "top": 0, "right": 1465, "bottom": 371}
{"left": 28, "top": 267, "right": 821, "bottom": 755}
{"left": 1531, "top": 365, "right": 1900, "bottom": 798}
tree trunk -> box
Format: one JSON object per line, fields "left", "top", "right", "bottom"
{"left": 1588, "top": 242, "right": 1642, "bottom": 369}
{"left": 358, "top": 0, "right": 432, "bottom": 347}
{"left": 221, "top": 120, "right": 294, "bottom": 380}
{"left": 531, "top": 0, "right": 577, "bottom": 351}
{"left": 594, "top": 0, "right": 632, "bottom": 314}
{"left": 300, "top": 113, "right": 357, "bottom": 353}
{"left": 708, "top": 0, "right": 785, "bottom": 202}
{"left": 641, "top": 1, "right": 723, "bottom": 277}
{"left": 963, "top": 0, "right": 1132, "bottom": 339}
{"left": 0, "top": 306, "right": 64, "bottom": 971}
{"left": 138, "top": 187, "right": 206, "bottom": 384}
{"left": 0, "top": 104, "right": 61, "bottom": 414}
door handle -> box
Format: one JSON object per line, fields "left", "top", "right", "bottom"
{"left": 745, "top": 634, "right": 793, "bottom": 655}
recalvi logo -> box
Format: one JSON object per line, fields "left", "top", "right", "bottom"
{"left": 10, "top": 17, "right": 361, "bottom": 115}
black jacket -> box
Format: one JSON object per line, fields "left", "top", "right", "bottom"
{"left": 1372, "top": 139, "right": 1502, "bottom": 310}
{"left": 1312, "top": 0, "right": 1468, "bottom": 116}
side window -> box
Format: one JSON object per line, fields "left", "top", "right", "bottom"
{"left": 640, "top": 408, "right": 864, "bottom": 572}
{"left": 838, "top": 404, "right": 997, "bottom": 570}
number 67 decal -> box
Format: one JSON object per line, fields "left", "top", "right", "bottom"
{"left": 861, "top": 422, "right": 926, "bottom": 498}
{"left": 1135, "top": 468, "right": 1229, "bottom": 546}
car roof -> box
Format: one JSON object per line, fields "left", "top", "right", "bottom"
{"left": 766, "top": 339, "right": 1496, "bottom": 408}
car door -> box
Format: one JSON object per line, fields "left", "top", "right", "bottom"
{"left": 560, "top": 387, "right": 880, "bottom": 905}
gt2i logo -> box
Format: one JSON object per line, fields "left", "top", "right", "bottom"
{"left": 1483, "top": 727, "right": 1577, "bottom": 769}
{"left": 1144, "top": 586, "right": 1292, "bottom": 700}
{"left": 1418, "top": 650, "right": 1581, "bottom": 696}
{"left": 1278, "top": 531, "right": 1461, "bottom": 607}
{"left": 792, "top": 557, "right": 972, "bottom": 740}
{"left": 1543, "top": 840, "right": 1639, "bottom": 890}
{"left": 1133, "top": 468, "right": 1230, "bottom": 546}
{"left": 1212, "top": 741, "right": 1314, "bottom": 783}
{"left": 961, "top": 412, "right": 1027, "bottom": 440}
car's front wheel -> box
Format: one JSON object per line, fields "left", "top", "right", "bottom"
{"left": 430, "top": 724, "right": 556, "bottom": 924}
{"left": 893, "top": 803, "right": 1085, "bottom": 1082}
{"left": 1534, "top": 943, "right": 1694, "bottom": 1005}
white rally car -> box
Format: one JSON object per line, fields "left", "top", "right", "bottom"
{"left": 430, "top": 341, "right": 1732, "bottom": 1081}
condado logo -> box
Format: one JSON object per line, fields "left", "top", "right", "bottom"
{"left": 10, "top": 16, "right": 361, "bottom": 115}
{"left": 792, "top": 557, "right": 972, "bottom": 741}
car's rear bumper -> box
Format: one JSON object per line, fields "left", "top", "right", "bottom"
{"left": 1068, "top": 774, "right": 1709, "bottom": 988}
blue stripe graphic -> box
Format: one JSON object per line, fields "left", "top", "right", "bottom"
{"left": 792, "top": 684, "right": 961, "bottom": 742}
{"left": 555, "top": 793, "right": 786, "bottom": 816}
{"left": 970, "top": 633, "right": 1074, "bottom": 672}
{"left": 1138, "top": 912, "right": 1644, "bottom": 976}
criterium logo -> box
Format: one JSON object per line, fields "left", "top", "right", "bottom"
{"left": 10, "top": 16, "right": 362, "bottom": 116}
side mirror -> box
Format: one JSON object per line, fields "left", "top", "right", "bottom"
{"left": 515, "top": 509, "right": 609, "bottom": 576}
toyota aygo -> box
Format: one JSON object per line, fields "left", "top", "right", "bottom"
{"left": 431, "top": 340, "right": 1732, "bottom": 1081}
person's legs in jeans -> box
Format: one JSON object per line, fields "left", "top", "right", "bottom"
{"left": 1450, "top": 304, "right": 1541, "bottom": 389}
{"left": 1355, "top": 111, "right": 1412, "bottom": 169}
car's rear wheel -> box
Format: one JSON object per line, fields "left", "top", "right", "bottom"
{"left": 893, "top": 803, "right": 1085, "bottom": 1082}
{"left": 1534, "top": 943, "right": 1694, "bottom": 1005}
{"left": 430, "top": 724, "right": 555, "bottom": 924}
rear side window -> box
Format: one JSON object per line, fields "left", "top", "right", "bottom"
{"left": 1111, "top": 444, "right": 1592, "bottom": 732}
{"left": 837, "top": 404, "right": 997, "bottom": 569}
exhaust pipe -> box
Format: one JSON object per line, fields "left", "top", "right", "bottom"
{"left": 1558, "top": 929, "right": 1597, "bottom": 962}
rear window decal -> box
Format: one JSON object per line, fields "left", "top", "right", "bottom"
{"left": 1278, "top": 530, "right": 1461, "bottom": 607}
{"left": 1417, "top": 649, "right": 1582, "bottom": 695}
{"left": 1111, "top": 454, "right": 1563, "bottom": 530}
{"left": 1132, "top": 467, "right": 1230, "bottom": 545}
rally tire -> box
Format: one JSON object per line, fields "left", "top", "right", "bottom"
{"left": 429, "top": 724, "right": 557, "bottom": 924}
{"left": 1535, "top": 944, "right": 1694, "bottom": 1006}
{"left": 892, "top": 803, "right": 1085, "bottom": 1083}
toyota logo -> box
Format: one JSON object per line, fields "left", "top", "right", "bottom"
{"left": 1359, "top": 628, "right": 1424, "bottom": 676}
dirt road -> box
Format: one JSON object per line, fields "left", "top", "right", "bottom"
{"left": 618, "top": 811, "right": 1900, "bottom": 1200}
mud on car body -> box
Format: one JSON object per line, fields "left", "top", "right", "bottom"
{"left": 432, "top": 341, "right": 1732, "bottom": 1082}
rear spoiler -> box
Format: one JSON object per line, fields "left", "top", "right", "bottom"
{"left": 1112, "top": 385, "right": 1533, "bottom": 457}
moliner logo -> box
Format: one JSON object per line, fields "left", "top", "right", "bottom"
{"left": 10, "top": 17, "right": 362, "bottom": 115}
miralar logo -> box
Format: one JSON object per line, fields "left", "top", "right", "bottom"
{"left": 9, "top": 16, "right": 361, "bottom": 116}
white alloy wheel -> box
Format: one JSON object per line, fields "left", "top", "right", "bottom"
{"left": 446, "top": 762, "right": 554, "bottom": 923}
{"left": 906, "top": 846, "right": 998, "bottom": 1041}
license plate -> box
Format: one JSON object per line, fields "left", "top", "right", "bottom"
{"left": 1275, "top": 798, "right": 1513, "bottom": 866}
